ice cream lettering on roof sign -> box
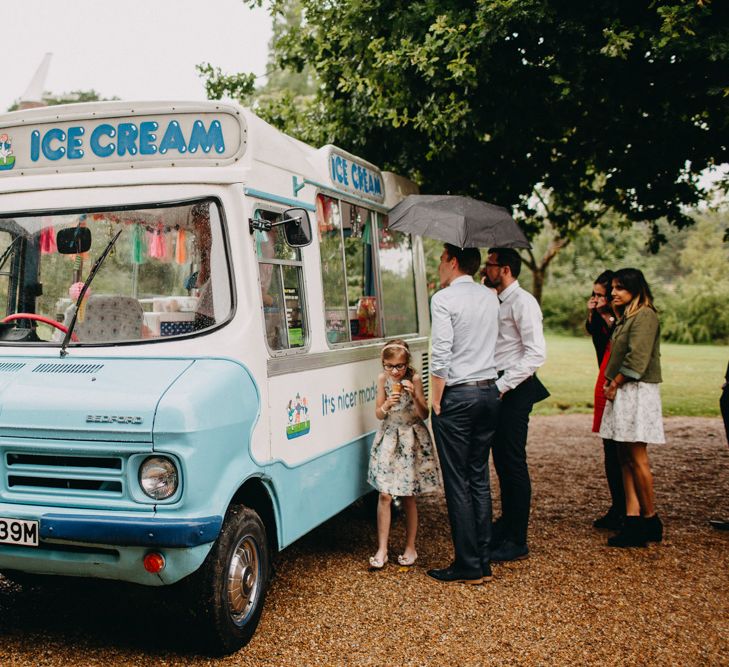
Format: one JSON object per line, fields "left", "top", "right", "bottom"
{"left": 327, "top": 148, "right": 384, "bottom": 203}
{"left": 0, "top": 109, "right": 247, "bottom": 175}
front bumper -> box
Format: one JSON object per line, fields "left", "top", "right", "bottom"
{"left": 0, "top": 507, "right": 222, "bottom": 585}
{"left": 41, "top": 513, "right": 222, "bottom": 547}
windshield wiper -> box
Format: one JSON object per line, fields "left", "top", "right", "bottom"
{"left": 60, "top": 229, "right": 123, "bottom": 357}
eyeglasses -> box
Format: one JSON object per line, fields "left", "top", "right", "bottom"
{"left": 485, "top": 262, "right": 501, "bottom": 268}
{"left": 383, "top": 363, "right": 406, "bottom": 371}
{"left": 591, "top": 291, "right": 609, "bottom": 299}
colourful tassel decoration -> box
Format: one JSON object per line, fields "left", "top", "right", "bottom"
{"left": 148, "top": 223, "right": 167, "bottom": 259}
{"left": 175, "top": 228, "right": 187, "bottom": 264}
{"left": 131, "top": 224, "right": 145, "bottom": 264}
{"left": 40, "top": 225, "right": 57, "bottom": 254}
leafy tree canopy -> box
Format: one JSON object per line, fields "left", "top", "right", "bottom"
{"left": 207, "top": 1, "right": 727, "bottom": 233}
{"left": 201, "top": 1, "right": 729, "bottom": 300}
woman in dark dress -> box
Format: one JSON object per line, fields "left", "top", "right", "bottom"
{"left": 586, "top": 270, "right": 625, "bottom": 529}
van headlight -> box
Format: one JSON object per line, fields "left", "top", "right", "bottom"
{"left": 139, "top": 456, "right": 178, "bottom": 500}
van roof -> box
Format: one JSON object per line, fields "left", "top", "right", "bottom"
{"left": 0, "top": 100, "right": 417, "bottom": 206}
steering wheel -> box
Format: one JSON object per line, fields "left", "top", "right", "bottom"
{"left": 1, "top": 314, "right": 79, "bottom": 342}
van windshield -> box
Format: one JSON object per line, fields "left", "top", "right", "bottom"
{"left": 0, "top": 199, "right": 232, "bottom": 345}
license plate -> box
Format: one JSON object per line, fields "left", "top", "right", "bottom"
{"left": 0, "top": 517, "right": 39, "bottom": 547}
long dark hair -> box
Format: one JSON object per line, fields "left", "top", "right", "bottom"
{"left": 613, "top": 268, "right": 655, "bottom": 317}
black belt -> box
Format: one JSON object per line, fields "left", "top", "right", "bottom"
{"left": 452, "top": 378, "right": 497, "bottom": 387}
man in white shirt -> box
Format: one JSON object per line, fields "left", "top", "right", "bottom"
{"left": 427, "top": 244, "right": 501, "bottom": 585}
{"left": 482, "top": 247, "right": 548, "bottom": 562}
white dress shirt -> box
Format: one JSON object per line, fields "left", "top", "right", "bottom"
{"left": 494, "top": 280, "right": 547, "bottom": 394}
{"left": 430, "top": 275, "right": 499, "bottom": 385}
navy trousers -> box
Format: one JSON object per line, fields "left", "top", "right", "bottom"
{"left": 492, "top": 375, "right": 548, "bottom": 546}
{"left": 431, "top": 384, "right": 501, "bottom": 573}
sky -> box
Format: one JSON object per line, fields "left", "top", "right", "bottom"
{"left": 2, "top": 0, "right": 273, "bottom": 112}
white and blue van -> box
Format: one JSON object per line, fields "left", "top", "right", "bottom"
{"left": 0, "top": 101, "right": 429, "bottom": 653}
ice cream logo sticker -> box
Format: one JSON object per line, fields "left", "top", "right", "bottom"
{"left": 286, "top": 393, "right": 310, "bottom": 440}
{"left": 0, "top": 134, "right": 15, "bottom": 171}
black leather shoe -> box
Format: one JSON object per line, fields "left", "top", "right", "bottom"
{"left": 481, "top": 562, "right": 493, "bottom": 581}
{"left": 593, "top": 510, "right": 623, "bottom": 531}
{"left": 607, "top": 516, "right": 646, "bottom": 548}
{"left": 426, "top": 566, "right": 483, "bottom": 585}
{"left": 709, "top": 519, "right": 729, "bottom": 531}
{"left": 490, "top": 540, "right": 529, "bottom": 562}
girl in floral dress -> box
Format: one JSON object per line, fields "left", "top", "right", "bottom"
{"left": 367, "top": 339, "right": 440, "bottom": 569}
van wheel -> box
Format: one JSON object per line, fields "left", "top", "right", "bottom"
{"left": 190, "top": 504, "right": 270, "bottom": 655}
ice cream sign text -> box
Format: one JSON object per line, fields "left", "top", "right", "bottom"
{"left": 0, "top": 110, "right": 246, "bottom": 173}
{"left": 328, "top": 149, "right": 384, "bottom": 203}
{"left": 30, "top": 119, "right": 226, "bottom": 162}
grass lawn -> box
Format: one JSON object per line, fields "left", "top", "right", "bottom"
{"left": 535, "top": 333, "right": 728, "bottom": 417}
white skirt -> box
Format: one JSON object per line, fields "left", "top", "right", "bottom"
{"left": 599, "top": 381, "right": 666, "bottom": 444}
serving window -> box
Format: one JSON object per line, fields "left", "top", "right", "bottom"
{"left": 316, "top": 194, "right": 417, "bottom": 345}
{"left": 376, "top": 214, "right": 418, "bottom": 336}
{"left": 254, "top": 209, "right": 307, "bottom": 351}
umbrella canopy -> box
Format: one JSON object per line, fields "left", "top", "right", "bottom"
{"left": 388, "top": 194, "right": 530, "bottom": 249}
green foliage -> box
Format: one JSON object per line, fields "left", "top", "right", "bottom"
{"left": 222, "top": 0, "right": 729, "bottom": 246}
{"left": 195, "top": 64, "right": 257, "bottom": 101}
{"left": 661, "top": 292, "right": 729, "bottom": 344}
{"left": 537, "top": 209, "right": 729, "bottom": 343}
{"left": 541, "top": 286, "right": 588, "bottom": 336}
{"left": 197, "top": 1, "right": 729, "bottom": 306}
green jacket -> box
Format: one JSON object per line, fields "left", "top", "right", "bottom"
{"left": 604, "top": 307, "right": 662, "bottom": 384}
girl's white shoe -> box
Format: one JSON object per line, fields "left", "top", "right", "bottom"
{"left": 368, "top": 554, "right": 388, "bottom": 569}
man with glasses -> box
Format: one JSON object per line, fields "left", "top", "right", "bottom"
{"left": 427, "top": 243, "right": 500, "bottom": 585}
{"left": 482, "top": 247, "right": 548, "bottom": 563}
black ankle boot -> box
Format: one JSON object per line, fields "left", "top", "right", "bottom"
{"left": 643, "top": 514, "right": 663, "bottom": 543}
{"left": 607, "top": 516, "right": 647, "bottom": 548}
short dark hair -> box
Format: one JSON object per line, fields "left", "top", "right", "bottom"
{"left": 488, "top": 247, "right": 522, "bottom": 278}
{"left": 444, "top": 244, "right": 482, "bottom": 276}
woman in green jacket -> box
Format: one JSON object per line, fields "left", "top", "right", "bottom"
{"left": 599, "top": 268, "right": 664, "bottom": 548}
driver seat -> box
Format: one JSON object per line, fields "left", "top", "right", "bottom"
{"left": 63, "top": 295, "right": 144, "bottom": 342}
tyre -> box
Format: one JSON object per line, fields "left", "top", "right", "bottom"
{"left": 188, "top": 503, "right": 270, "bottom": 655}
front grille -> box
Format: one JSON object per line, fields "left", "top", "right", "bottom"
{"left": 8, "top": 476, "right": 122, "bottom": 493}
{"left": 421, "top": 352, "right": 430, "bottom": 398}
{"left": 3, "top": 450, "right": 127, "bottom": 502}
{"left": 7, "top": 453, "right": 121, "bottom": 469}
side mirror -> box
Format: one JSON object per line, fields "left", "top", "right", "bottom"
{"left": 282, "top": 208, "right": 312, "bottom": 248}
{"left": 57, "top": 226, "right": 92, "bottom": 254}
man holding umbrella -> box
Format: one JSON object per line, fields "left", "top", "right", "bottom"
{"left": 386, "top": 194, "right": 533, "bottom": 581}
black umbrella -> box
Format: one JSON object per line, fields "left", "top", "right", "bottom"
{"left": 388, "top": 194, "right": 530, "bottom": 249}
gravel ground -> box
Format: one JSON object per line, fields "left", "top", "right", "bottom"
{"left": 1, "top": 415, "right": 728, "bottom": 666}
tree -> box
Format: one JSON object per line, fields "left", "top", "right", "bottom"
{"left": 197, "top": 0, "right": 319, "bottom": 138}
{"left": 203, "top": 1, "right": 729, "bottom": 301}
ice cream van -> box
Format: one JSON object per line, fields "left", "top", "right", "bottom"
{"left": 0, "top": 101, "right": 429, "bottom": 654}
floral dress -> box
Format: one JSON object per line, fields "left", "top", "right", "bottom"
{"left": 367, "top": 377, "right": 440, "bottom": 496}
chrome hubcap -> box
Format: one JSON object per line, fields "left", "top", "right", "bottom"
{"left": 226, "top": 535, "right": 260, "bottom": 625}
